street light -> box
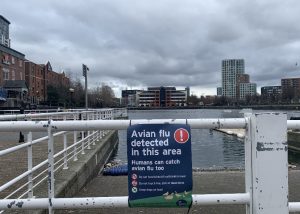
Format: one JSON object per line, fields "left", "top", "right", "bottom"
{"left": 82, "top": 64, "right": 89, "bottom": 110}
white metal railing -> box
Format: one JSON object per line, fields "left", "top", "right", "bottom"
{"left": 0, "top": 108, "right": 126, "bottom": 209}
{"left": 0, "top": 111, "right": 299, "bottom": 214}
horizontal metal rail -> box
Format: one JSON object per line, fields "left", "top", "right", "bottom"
{"left": 0, "top": 118, "right": 247, "bottom": 132}
{"left": 0, "top": 130, "right": 98, "bottom": 196}
{"left": 289, "top": 202, "right": 300, "bottom": 212}
{"left": 0, "top": 110, "right": 103, "bottom": 121}
{"left": 0, "top": 132, "right": 88, "bottom": 193}
{"left": 0, "top": 131, "right": 66, "bottom": 157}
{"left": 0, "top": 193, "right": 250, "bottom": 209}
{"left": 287, "top": 120, "right": 300, "bottom": 130}
{"left": 0, "top": 112, "right": 75, "bottom": 121}
{"left": 1, "top": 118, "right": 299, "bottom": 132}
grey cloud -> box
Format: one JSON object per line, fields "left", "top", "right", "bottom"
{"left": 1, "top": 0, "right": 300, "bottom": 96}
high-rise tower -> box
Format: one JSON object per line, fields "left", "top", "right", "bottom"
{"left": 221, "top": 59, "right": 245, "bottom": 99}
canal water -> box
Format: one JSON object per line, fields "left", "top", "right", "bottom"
{"left": 114, "top": 109, "right": 300, "bottom": 169}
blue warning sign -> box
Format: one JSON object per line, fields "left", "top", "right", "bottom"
{"left": 127, "top": 124, "right": 193, "bottom": 208}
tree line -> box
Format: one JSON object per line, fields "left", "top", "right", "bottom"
{"left": 45, "top": 77, "right": 117, "bottom": 108}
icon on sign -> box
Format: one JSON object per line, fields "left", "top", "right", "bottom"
{"left": 131, "top": 173, "right": 137, "bottom": 180}
{"left": 132, "top": 187, "right": 138, "bottom": 193}
{"left": 174, "top": 128, "right": 189, "bottom": 144}
{"left": 132, "top": 180, "right": 138, "bottom": 187}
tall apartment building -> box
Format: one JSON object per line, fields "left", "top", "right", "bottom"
{"left": 221, "top": 59, "right": 256, "bottom": 100}
{"left": 222, "top": 59, "right": 245, "bottom": 99}
{"left": 239, "top": 83, "right": 257, "bottom": 100}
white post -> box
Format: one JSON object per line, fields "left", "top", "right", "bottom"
{"left": 87, "top": 113, "right": 91, "bottom": 150}
{"left": 81, "top": 113, "right": 85, "bottom": 155}
{"left": 92, "top": 113, "right": 96, "bottom": 145}
{"left": 27, "top": 130, "right": 33, "bottom": 198}
{"left": 47, "top": 121, "right": 55, "bottom": 214}
{"left": 249, "top": 113, "right": 288, "bottom": 214}
{"left": 99, "top": 111, "right": 103, "bottom": 140}
{"left": 243, "top": 109, "right": 252, "bottom": 214}
{"left": 73, "top": 114, "right": 78, "bottom": 161}
{"left": 63, "top": 115, "right": 68, "bottom": 170}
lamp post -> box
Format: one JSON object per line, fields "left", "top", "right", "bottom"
{"left": 82, "top": 64, "right": 89, "bottom": 110}
{"left": 69, "top": 88, "right": 74, "bottom": 108}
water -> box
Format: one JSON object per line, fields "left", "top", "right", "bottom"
{"left": 115, "top": 109, "right": 244, "bottom": 169}
{"left": 114, "top": 109, "right": 300, "bottom": 169}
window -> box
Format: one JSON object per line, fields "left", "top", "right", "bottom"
{"left": 19, "top": 60, "right": 23, "bottom": 67}
{"left": 11, "top": 70, "right": 15, "bottom": 80}
{"left": 20, "top": 71, "right": 23, "bottom": 80}
{"left": 2, "top": 68, "right": 9, "bottom": 80}
{"left": 11, "top": 56, "right": 15, "bottom": 64}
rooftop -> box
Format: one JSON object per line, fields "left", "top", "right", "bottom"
{"left": 0, "top": 15, "right": 10, "bottom": 24}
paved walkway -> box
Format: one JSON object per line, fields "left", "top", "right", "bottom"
{"left": 0, "top": 132, "right": 71, "bottom": 198}
{"left": 56, "top": 170, "right": 300, "bottom": 214}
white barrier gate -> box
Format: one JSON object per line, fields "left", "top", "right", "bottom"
{"left": 0, "top": 111, "right": 299, "bottom": 213}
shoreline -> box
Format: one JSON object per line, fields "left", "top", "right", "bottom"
{"left": 128, "top": 105, "right": 300, "bottom": 111}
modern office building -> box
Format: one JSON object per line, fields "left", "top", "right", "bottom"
{"left": 221, "top": 59, "right": 256, "bottom": 100}
{"left": 138, "top": 87, "right": 187, "bottom": 107}
{"left": 121, "top": 90, "right": 142, "bottom": 107}
{"left": 261, "top": 86, "right": 282, "bottom": 97}
{"left": 122, "top": 87, "right": 187, "bottom": 107}
{"left": 261, "top": 86, "right": 282, "bottom": 103}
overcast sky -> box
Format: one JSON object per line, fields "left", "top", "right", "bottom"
{"left": 1, "top": 0, "right": 300, "bottom": 97}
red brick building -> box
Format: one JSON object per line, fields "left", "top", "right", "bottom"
{"left": 25, "top": 61, "right": 45, "bottom": 104}
{"left": 281, "top": 77, "right": 300, "bottom": 102}
{"left": 25, "top": 61, "right": 70, "bottom": 104}
{"left": 0, "top": 44, "right": 25, "bottom": 86}
{"left": 1, "top": 15, "right": 70, "bottom": 107}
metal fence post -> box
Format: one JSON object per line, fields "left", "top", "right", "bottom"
{"left": 81, "top": 113, "right": 85, "bottom": 155}
{"left": 47, "top": 120, "right": 55, "bottom": 214}
{"left": 99, "top": 111, "right": 103, "bottom": 140}
{"left": 92, "top": 113, "right": 96, "bottom": 145}
{"left": 73, "top": 114, "right": 78, "bottom": 161}
{"left": 243, "top": 109, "right": 253, "bottom": 214}
{"left": 27, "top": 129, "right": 33, "bottom": 198}
{"left": 249, "top": 113, "right": 288, "bottom": 214}
{"left": 87, "top": 113, "right": 91, "bottom": 150}
{"left": 63, "top": 115, "right": 68, "bottom": 170}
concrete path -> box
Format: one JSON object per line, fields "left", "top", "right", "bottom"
{"left": 56, "top": 170, "right": 300, "bottom": 214}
